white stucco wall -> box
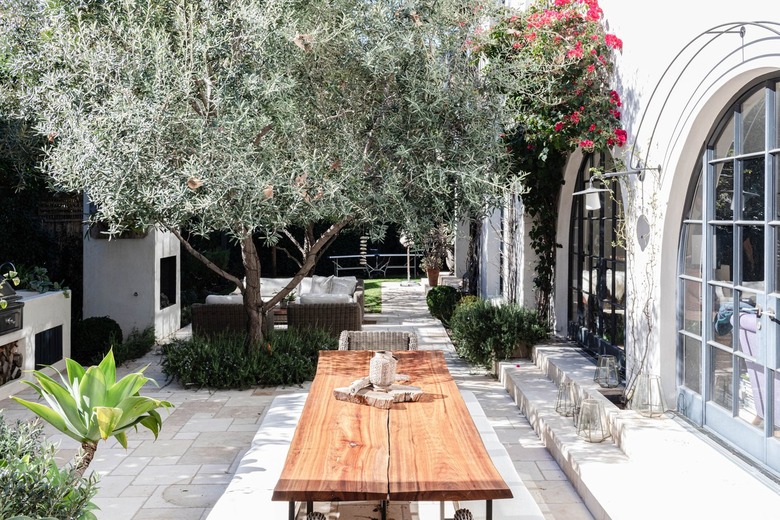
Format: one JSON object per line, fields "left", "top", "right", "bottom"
{"left": 83, "top": 215, "right": 181, "bottom": 341}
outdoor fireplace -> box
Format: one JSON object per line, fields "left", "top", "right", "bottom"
{"left": 0, "top": 341, "right": 22, "bottom": 386}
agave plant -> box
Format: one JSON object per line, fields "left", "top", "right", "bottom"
{"left": 11, "top": 350, "right": 173, "bottom": 476}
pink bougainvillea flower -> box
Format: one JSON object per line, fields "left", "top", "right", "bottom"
{"left": 554, "top": 0, "right": 572, "bottom": 6}
{"left": 513, "top": 42, "right": 521, "bottom": 49}
{"left": 570, "top": 111, "right": 581, "bottom": 124}
{"left": 614, "top": 128, "right": 627, "bottom": 146}
{"left": 587, "top": 64, "right": 595, "bottom": 73}
{"left": 567, "top": 40, "right": 584, "bottom": 58}
{"left": 589, "top": 124, "right": 597, "bottom": 131}
{"left": 555, "top": 121, "right": 565, "bottom": 131}
{"left": 580, "top": 139, "right": 595, "bottom": 149}
{"left": 605, "top": 34, "right": 623, "bottom": 50}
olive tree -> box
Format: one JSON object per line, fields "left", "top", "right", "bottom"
{"left": 3, "top": 0, "right": 509, "bottom": 344}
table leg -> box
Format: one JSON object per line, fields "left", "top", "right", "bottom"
{"left": 306, "top": 501, "right": 313, "bottom": 518}
{"left": 380, "top": 500, "right": 387, "bottom": 520}
{"left": 288, "top": 501, "right": 294, "bottom": 520}
{"left": 486, "top": 500, "right": 493, "bottom": 520}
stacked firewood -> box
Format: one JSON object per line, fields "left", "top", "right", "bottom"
{"left": 0, "top": 341, "right": 22, "bottom": 386}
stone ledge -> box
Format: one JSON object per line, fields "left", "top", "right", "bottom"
{"left": 499, "top": 345, "right": 780, "bottom": 520}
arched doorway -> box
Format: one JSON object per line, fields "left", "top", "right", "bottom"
{"left": 568, "top": 153, "right": 627, "bottom": 374}
{"left": 678, "top": 78, "right": 780, "bottom": 473}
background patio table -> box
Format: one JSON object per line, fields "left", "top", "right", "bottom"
{"left": 272, "top": 349, "right": 512, "bottom": 519}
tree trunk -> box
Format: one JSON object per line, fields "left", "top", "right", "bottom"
{"left": 464, "top": 218, "right": 481, "bottom": 296}
{"left": 240, "top": 234, "right": 265, "bottom": 347}
{"left": 503, "top": 190, "right": 519, "bottom": 304}
{"left": 75, "top": 441, "right": 98, "bottom": 478}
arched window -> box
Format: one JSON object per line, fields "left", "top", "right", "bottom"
{"left": 678, "top": 78, "right": 780, "bottom": 474}
{"left": 568, "top": 153, "right": 626, "bottom": 373}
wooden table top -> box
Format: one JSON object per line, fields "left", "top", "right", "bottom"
{"left": 272, "top": 349, "right": 512, "bottom": 503}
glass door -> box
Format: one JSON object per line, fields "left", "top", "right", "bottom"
{"left": 680, "top": 80, "right": 780, "bottom": 474}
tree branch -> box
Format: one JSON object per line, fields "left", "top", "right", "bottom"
{"left": 168, "top": 227, "right": 244, "bottom": 291}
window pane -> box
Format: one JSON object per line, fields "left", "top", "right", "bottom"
{"left": 683, "top": 334, "right": 702, "bottom": 393}
{"left": 739, "top": 157, "right": 765, "bottom": 221}
{"left": 688, "top": 169, "right": 704, "bottom": 220}
{"left": 776, "top": 83, "right": 780, "bottom": 149}
{"left": 713, "top": 162, "right": 734, "bottom": 221}
{"left": 714, "top": 112, "right": 735, "bottom": 159}
{"left": 739, "top": 224, "right": 764, "bottom": 289}
{"left": 683, "top": 223, "right": 703, "bottom": 277}
{"left": 774, "top": 371, "right": 780, "bottom": 436}
{"left": 682, "top": 279, "right": 702, "bottom": 334}
{"left": 711, "top": 285, "right": 733, "bottom": 347}
{"left": 742, "top": 88, "right": 766, "bottom": 155}
{"left": 738, "top": 356, "right": 763, "bottom": 429}
{"left": 712, "top": 224, "right": 734, "bottom": 281}
{"left": 711, "top": 346, "right": 734, "bottom": 412}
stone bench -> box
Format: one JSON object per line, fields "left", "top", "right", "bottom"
{"left": 417, "top": 390, "right": 544, "bottom": 520}
{"left": 207, "top": 392, "right": 306, "bottom": 519}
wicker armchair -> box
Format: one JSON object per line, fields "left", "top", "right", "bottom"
{"left": 338, "top": 331, "right": 418, "bottom": 351}
{"left": 191, "top": 303, "right": 247, "bottom": 336}
{"left": 287, "top": 302, "right": 362, "bottom": 338}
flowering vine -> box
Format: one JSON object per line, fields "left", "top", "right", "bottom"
{"left": 476, "top": 0, "right": 625, "bottom": 320}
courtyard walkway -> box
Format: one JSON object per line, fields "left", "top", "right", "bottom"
{"left": 0, "top": 282, "right": 592, "bottom": 520}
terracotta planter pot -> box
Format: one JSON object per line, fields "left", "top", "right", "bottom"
{"left": 426, "top": 268, "right": 440, "bottom": 287}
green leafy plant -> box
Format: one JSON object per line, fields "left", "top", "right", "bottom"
{"left": 0, "top": 415, "right": 99, "bottom": 520}
{"left": 1, "top": 264, "right": 21, "bottom": 310}
{"left": 426, "top": 285, "right": 461, "bottom": 325}
{"left": 15, "top": 265, "right": 69, "bottom": 296}
{"left": 112, "top": 327, "right": 156, "bottom": 367}
{"left": 450, "top": 297, "right": 549, "bottom": 369}
{"left": 71, "top": 316, "right": 123, "bottom": 366}
{"left": 162, "top": 328, "right": 337, "bottom": 389}
{"left": 11, "top": 350, "right": 173, "bottom": 477}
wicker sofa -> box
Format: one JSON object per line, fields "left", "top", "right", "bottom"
{"left": 191, "top": 276, "right": 364, "bottom": 337}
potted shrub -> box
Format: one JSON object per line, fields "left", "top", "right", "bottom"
{"left": 420, "top": 224, "right": 451, "bottom": 286}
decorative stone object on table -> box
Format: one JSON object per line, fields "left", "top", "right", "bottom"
{"left": 333, "top": 350, "right": 423, "bottom": 409}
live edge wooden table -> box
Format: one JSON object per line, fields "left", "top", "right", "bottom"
{"left": 272, "top": 350, "right": 512, "bottom": 520}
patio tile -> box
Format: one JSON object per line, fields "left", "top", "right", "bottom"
{"left": 131, "top": 439, "right": 194, "bottom": 457}
{"left": 132, "top": 508, "right": 208, "bottom": 519}
{"left": 182, "top": 417, "right": 234, "bottom": 432}
{"left": 133, "top": 464, "right": 201, "bottom": 486}
{"left": 104, "top": 456, "right": 153, "bottom": 476}
{"left": 93, "top": 475, "right": 136, "bottom": 497}
{"left": 92, "top": 497, "right": 148, "bottom": 520}
{"left": 178, "top": 445, "right": 243, "bottom": 465}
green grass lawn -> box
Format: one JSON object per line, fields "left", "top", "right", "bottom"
{"left": 363, "top": 278, "right": 409, "bottom": 313}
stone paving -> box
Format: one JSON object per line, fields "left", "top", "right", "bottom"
{"left": 0, "top": 281, "right": 592, "bottom": 520}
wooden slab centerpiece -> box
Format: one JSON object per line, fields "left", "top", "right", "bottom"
{"left": 333, "top": 350, "right": 423, "bottom": 409}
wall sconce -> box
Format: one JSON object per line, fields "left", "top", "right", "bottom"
{"left": 572, "top": 179, "right": 609, "bottom": 211}
{"left": 572, "top": 166, "right": 659, "bottom": 212}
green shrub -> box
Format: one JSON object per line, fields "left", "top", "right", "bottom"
{"left": 457, "top": 295, "right": 480, "bottom": 308}
{"left": 449, "top": 298, "right": 548, "bottom": 369}
{"left": 71, "top": 316, "right": 123, "bottom": 365}
{"left": 0, "top": 415, "right": 99, "bottom": 520}
{"left": 491, "top": 304, "right": 548, "bottom": 360}
{"left": 112, "top": 327, "right": 156, "bottom": 366}
{"left": 162, "top": 328, "right": 337, "bottom": 389}
{"left": 426, "top": 285, "right": 460, "bottom": 324}
{"left": 449, "top": 298, "right": 496, "bottom": 368}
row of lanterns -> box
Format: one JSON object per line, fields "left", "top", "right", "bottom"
{"left": 555, "top": 355, "right": 666, "bottom": 443}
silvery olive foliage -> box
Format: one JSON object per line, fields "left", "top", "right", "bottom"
{"left": 2, "top": 0, "right": 512, "bottom": 342}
